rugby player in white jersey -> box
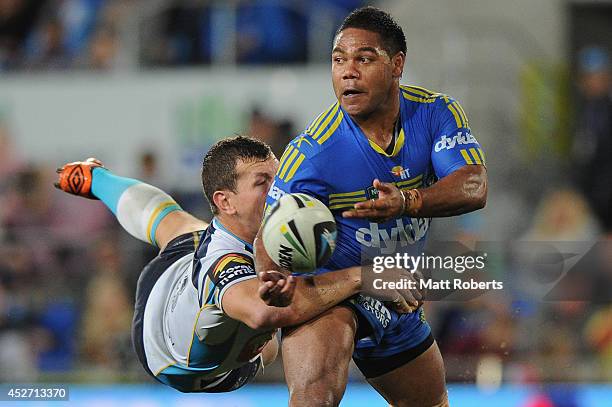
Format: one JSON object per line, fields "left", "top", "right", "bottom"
{"left": 55, "top": 136, "right": 419, "bottom": 393}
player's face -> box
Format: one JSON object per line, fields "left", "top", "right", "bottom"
{"left": 233, "top": 156, "right": 278, "bottom": 235}
{"left": 331, "top": 28, "right": 404, "bottom": 118}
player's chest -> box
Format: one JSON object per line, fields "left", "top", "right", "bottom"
{"left": 326, "top": 141, "right": 431, "bottom": 210}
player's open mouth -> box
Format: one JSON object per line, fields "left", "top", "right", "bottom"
{"left": 342, "top": 89, "right": 365, "bottom": 98}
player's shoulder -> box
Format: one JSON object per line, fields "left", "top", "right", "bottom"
{"left": 400, "top": 84, "right": 451, "bottom": 106}
{"left": 197, "top": 221, "right": 254, "bottom": 265}
{"left": 300, "top": 101, "right": 346, "bottom": 151}
{"left": 400, "top": 84, "right": 469, "bottom": 127}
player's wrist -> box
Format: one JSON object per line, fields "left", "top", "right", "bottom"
{"left": 401, "top": 189, "right": 423, "bottom": 217}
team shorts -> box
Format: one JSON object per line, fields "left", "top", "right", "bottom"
{"left": 342, "top": 294, "right": 434, "bottom": 378}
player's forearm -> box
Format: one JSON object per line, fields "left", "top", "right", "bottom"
{"left": 408, "top": 165, "right": 487, "bottom": 218}
{"left": 263, "top": 267, "right": 361, "bottom": 328}
{"left": 254, "top": 233, "right": 283, "bottom": 273}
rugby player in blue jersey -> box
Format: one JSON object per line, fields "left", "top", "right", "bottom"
{"left": 54, "top": 137, "right": 418, "bottom": 393}
{"left": 256, "top": 7, "right": 488, "bottom": 407}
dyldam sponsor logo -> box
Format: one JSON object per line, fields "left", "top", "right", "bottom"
{"left": 434, "top": 132, "right": 477, "bottom": 152}
{"left": 356, "top": 218, "right": 430, "bottom": 253}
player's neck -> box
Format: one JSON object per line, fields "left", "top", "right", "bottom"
{"left": 215, "top": 215, "right": 256, "bottom": 245}
{"left": 351, "top": 87, "right": 400, "bottom": 149}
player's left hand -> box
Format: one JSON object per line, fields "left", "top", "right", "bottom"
{"left": 258, "top": 271, "right": 296, "bottom": 307}
{"left": 342, "top": 179, "right": 403, "bottom": 222}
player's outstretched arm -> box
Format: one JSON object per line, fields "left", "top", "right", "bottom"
{"left": 342, "top": 165, "right": 487, "bottom": 222}
{"left": 223, "top": 266, "right": 418, "bottom": 331}
{"left": 55, "top": 158, "right": 207, "bottom": 250}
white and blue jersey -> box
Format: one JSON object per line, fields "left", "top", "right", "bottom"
{"left": 132, "top": 219, "right": 273, "bottom": 392}
{"left": 265, "top": 85, "right": 485, "bottom": 357}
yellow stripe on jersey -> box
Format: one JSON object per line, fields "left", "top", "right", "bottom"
{"left": 447, "top": 102, "right": 464, "bottom": 128}
{"left": 277, "top": 145, "right": 295, "bottom": 173}
{"left": 192, "top": 231, "right": 200, "bottom": 251}
{"left": 399, "top": 182, "right": 423, "bottom": 191}
{"left": 401, "top": 91, "right": 437, "bottom": 104}
{"left": 306, "top": 103, "right": 337, "bottom": 135}
{"left": 278, "top": 148, "right": 299, "bottom": 179}
{"left": 187, "top": 301, "right": 217, "bottom": 366}
{"left": 329, "top": 190, "right": 366, "bottom": 198}
{"left": 214, "top": 254, "right": 251, "bottom": 276}
{"left": 285, "top": 153, "right": 305, "bottom": 182}
{"left": 454, "top": 102, "right": 469, "bottom": 127}
{"left": 329, "top": 203, "right": 362, "bottom": 210}
{"left": 396, "top": 174, "right": 423, "bottom": 187}
{"left": 460, "top": 149, "right": 474, "bottom": 164}
{"left": 155, "top": 362, "right": 177, "bottom": 376}
{"left": 403, "top": 85, "right": 437, "bottom": 96}
{"left": 317, "top": 110, "right": 344, "bottom": 144}
{"left": 329, "top": 196, "right": 367, "bottom": 204}
{"left": 469, "top": 148, "right": 482, "bottom": 165}
{"left": 368, "top": 127, "right": 406, "bottom": 157}
{"left": 312, "top": 104, "right": 340, "bottom": 140}
{"left": 476, "top": 148, "right": 486, "bottom": 166}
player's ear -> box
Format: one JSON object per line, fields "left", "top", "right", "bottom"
{"left": 213, "top": 190, "right": 237, "bottom": 215}
{"left": 392, "top": 51, "right": 405, "bottom": 78}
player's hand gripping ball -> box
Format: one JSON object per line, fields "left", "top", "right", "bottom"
{"left": 262, "top": 193, "right": 337, "bottom": 274}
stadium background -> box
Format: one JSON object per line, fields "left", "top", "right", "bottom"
{"left": 1, "top": 0, "right": 611, "bottom": 405}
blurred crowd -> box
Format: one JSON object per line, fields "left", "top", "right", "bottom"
{"left": 1, "top": 100, "right": 611, "bottom": 386}
{"left": 0, "top": 1, "right": 611, "bottom": 390}
{"left": 0, "top": 0, "right": 365, "bottom": 71}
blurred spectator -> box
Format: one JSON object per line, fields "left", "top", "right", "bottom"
{"left": 247, "top": 107, "right": 294, "bottom": 158}
{"left": 80, "top": 235, "right": 133, "bottom": 369}
{"left": 522, "top": 188, "right": 598, "bottom": 241}
{"left": 140, "top": 1, "right": 212, "bottom": 66}
{"left": 0, "top": 0, "right": 46, "bottom": 70}
{"left": 572, "top": 46, "right": 612, "bottom": 235}
{"left": 23, "top": 16, "right": 71, "bottom": 70}
{"left": 236, "top": 0, "right": 307, "bottom": 64}
{"left": 85, "top": 22, "right": 117, "bottom": 69}
{"left": 584, "top": 305, "right": 612, "bottom": 380}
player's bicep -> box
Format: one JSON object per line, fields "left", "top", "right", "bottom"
{"left": 221, "top": 278, "right": 267, "bottom": 328}
{"left": 431, "top": 97, "right": 486, "bottom": 178}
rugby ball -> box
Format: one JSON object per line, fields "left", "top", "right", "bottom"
{"left": 262, "top": 193, "right": 337, "bottom": 274}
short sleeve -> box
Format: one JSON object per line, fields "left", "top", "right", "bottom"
{"left": 264, "top": 137, "right": 327, "bottom": 216}
{"left": 430, "top": 96, "right": 486, "bottom": 178}
{"left": 207, "top": 253, "right": 256, "bottom": 312}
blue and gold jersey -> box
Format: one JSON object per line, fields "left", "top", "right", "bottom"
{"left": 266, "top": 85, "right": 485, "bottom": 271}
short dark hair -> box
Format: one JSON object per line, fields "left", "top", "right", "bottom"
{"left": 201, "top": 136, "right": 272, "bottom": 214}
{"left": 336, "top": 6, "right": 406, "bottom": 56}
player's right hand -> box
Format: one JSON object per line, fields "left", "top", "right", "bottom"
{"left": 54, "top": 157, "right": 104, "bottom": 199}
{"left": 366, "top": 267, "right": 424, "bottom": 314}
{"left": 258, "top": 271, "right": 296, "bottom": 308}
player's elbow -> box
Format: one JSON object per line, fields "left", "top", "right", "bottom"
{"left": 245, "top": 308, "right": 279, "bottom": 331}
{"left": 472, "top": 182, "right": 487, "bottom": 210}
{"left": 467, "top": 166, "right": 488, "bottom": 211}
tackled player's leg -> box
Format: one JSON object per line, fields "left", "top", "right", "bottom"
{"left": 282, "top": 305, "right": 357, "bottom": 407}
{"left": 55, "top": 158, "right": 208, "bottom": 249}
{"left": 364, "top": 340, "right": 448, "bottom": 407}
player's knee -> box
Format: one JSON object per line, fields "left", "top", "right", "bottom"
{"left": 288, "top": 382, "right": 344, "bottom": 407}
{"left": 388, "top": 390, "right": 449, "bottom": 407}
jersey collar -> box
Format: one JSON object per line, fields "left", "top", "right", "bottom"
{"left": 367, "top": 125, "right": 405, "bottom": 157}
{"left": 342, "top": 105, "right": 406, "bottom": 158}
{"left": 212, "top": 218, "right": 254, "bottom": 252}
